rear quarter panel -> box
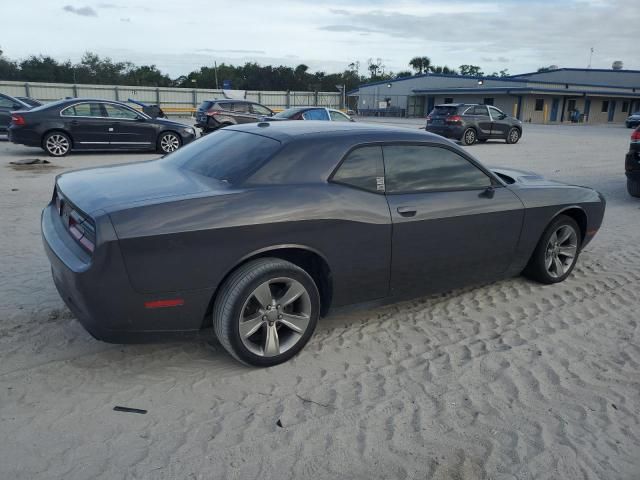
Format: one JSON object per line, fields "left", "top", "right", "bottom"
{"left": 109, "top": 185, "right": 392, "bottom": 307}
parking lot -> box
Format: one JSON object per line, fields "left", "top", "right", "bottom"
{"left": 1, "top": 121, "right": 639, "bottom": 479}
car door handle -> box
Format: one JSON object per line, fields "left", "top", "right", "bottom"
{"left": 397, "top": 206, "right": 417, "bottom": 217}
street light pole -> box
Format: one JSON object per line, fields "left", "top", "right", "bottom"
{"left": 214, "top": 61, "right": 219, "bottom": 89}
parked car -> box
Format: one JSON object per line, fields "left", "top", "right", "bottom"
{"left": 16, "top": 96, "right": 43, "bottom": 108}
{"left": 625, "top": 125, "right": 640, "bottom": 197}
{"left": 271, "top": 106, "right": 354, "bottom": 122}
{"left": 426, "top": 103, "right": 523, "bottom": 146}
{"left": 0, "top": 93, "right": 31, "bottom": 133}
{"left": 8, "top": 98, "right": 196, "bottom": 156}
{"left": 195, "top": 99, "right": 274, "bottom": 133}
{"left": 625, "top": 112, "right": 640, "bottom": 129}
{"left": 42, "top": 121, "right": 605, "bottom": 366}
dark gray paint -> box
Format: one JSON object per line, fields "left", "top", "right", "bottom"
{"left": 42, "top": 121, "right": 606, "bottom": 341}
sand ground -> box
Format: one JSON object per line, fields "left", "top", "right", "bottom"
{"left": 0, "top": 121, "right": 639, "bottom": 479}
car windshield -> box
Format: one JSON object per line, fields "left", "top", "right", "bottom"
{"left": 164, "top": 129, "right": 282, "bottom": 185}
{"left": 431, "top": 106, "right": 459, "bottom": 116}
{"left": 273, "top": 108, "right": 304, "bottom": 119}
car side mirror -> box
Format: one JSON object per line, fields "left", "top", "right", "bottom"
{"left": 12, "top": 104, "right": 23, "bottom": 110}
{"left": 135, "top": 116, "right": 146, "bottom": 121}
{"left": 500, "top": 114, "right": 507, "bottom": 120}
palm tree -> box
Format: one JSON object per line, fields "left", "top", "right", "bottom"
{"left": 409, "top": 56, "right": 431, "bottom": 74}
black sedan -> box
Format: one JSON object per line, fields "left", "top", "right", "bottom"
{"left": 42, "top": 121, "right": 605, "bottom": 366}
{"left": 9, "top": 98, "right": 196, "bottom": 156}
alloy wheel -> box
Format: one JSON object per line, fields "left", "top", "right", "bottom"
{"left": 46, "top": 134, "right": 70, "bottom": 156}
{"left": 160, "top": 134, "right": 180, "bottom": 153}
{"left": 238, "top": 277, "right": 312, "bottom": 357}
{"left": 544, "top": 225, "right": 578, "bottom": 278}
{"left": 508, "top": 129, "right": 519, "bottom": 143}
{"left": 464, "top": 129, "right": 476, "bottom": 145}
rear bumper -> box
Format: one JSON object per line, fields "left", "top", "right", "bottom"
{"left": 425, "top": 124, "right": 464, "bottom": 139}
{"left": 625, "top": 149, "right": 640, "bottom": 180}
{"left": 42, "top": 202, "right": 211, "bottom": 342}
{"left": 8, "top": 126, "right": 41, "bottom": 147}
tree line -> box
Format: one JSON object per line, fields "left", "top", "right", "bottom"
{"left": 0, "top": 48, "right": 510, "bottom": 92}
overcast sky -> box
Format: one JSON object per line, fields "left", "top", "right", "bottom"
{"left": 2, "top": 0, "right": 637, "bottom": 78}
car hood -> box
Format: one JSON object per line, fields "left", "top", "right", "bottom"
{"left": 149, "top": 117, "right": 191, "bottom": 129}
{"left": 55, "top": 160, "right": 226, "bottom": 215}
{"left": 489, "top": 166, "right": 565, "bottom": 186}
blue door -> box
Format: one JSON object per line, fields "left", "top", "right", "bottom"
{"left": 584, "top": 99, "right": 591, "bottom": 122}
{"left": 608, "top": 100, "right": 616, "bottom": 122}
{"left": 550, "top": 98, "right": 559, "bottom": 122}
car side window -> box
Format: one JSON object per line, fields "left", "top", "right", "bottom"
{"left": 251, "top": 104, "right": 272, "bottom": 115}
{"left": 0, "top": 96, "right": 14, "bottom": 108}
{"left": 330, "top": 110, "right": 351, "bottom": 122}
{"left": 61, "top": 103, "right": 103, "bottom": 117}
{"left": 104, "top": 104, "right": 140, "bottom": 120}
{"left": 332, "top": 146, "right": 384, "bottom": 193}
{"left": 218, "top": 102, "right": 233, "bottom": 112}
{"left": 474, "top": 105, "right": 489, "bottom": 116}
{"left": 234, "top": 102, "right": 250, "bottom": 113}
{"left": 302, "top": 109, "right": 329, "bottom": 121}
{"left": 383, "top": 145, "right": 492, "bottom": 193}
{"left": 488, "top": 106, "right": 505, "bottom": 119}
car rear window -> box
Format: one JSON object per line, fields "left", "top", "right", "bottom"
{"left": 198, "top": 101, "right": 215, "bottom": 111}
{"left": 164, "top": 130, "right": 282, "bottom": 185}
{"left": 430, "top": 106, "right": 459, "bottom": 116}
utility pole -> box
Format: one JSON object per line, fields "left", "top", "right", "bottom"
{"left": 214, "top": 61, "right": 219, "bottom": 89}
{"left": 588, "top": 47, "right": 594, "bottom": 69}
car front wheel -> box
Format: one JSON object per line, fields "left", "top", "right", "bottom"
{"left": 627, "top": 178, "right": 640, "bottom": 198}
{"left": 43, "top": 131, "right": 71, "bottom": 157}
{"left": 157, "top": 132, "right": 181, "bottom": 154}
{"left": 523, "top": 215, "right": 581, "bottom": 284}
{"left": 213, "top": 258, "right": 320, "bottom": 367}
{"left": 506, "top": 127, "right": 520, "bottom": 144}
{"left": 462, "top": 128, "right": 476, "bottom": 145}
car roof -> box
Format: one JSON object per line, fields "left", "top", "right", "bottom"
{"left": 226, "top": 120, "right": 445, "bottom": 143}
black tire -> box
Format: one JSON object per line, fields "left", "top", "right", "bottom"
{"left": 506, "top": 127, "right": 520, "bottom": 144}
{"left": 157, "top": 131, "right": 182, "bottom": 154}
{"left": 461, "top": 128, "right": 477, "bottom": 145}
{"left": 627, "top": 178, "right": 640, "bottom": 198}
{"left": 213, "top": 258, "right": 320, "bottom": 367}
{"left": 43, "top": 131, "right": 71, "bottom": 157}
{"left": 523, "top": 214, "right": 581, "bottom": 284}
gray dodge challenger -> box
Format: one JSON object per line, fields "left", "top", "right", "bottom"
{"left": 42, "top": 121, "right": 605, "bottom": 366}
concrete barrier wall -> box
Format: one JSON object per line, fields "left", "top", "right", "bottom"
{"left": 0, "top": 80, "right": 342, "bottom": 111}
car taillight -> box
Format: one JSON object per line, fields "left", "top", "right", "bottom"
{"left": 11, "top": 114, "right": 25, "bottom": 126}
{"left": 55, "top": 188, "right": 96, "bottom": 254}
{"left": 446, "top": 115, "right": 462, "bottom": 124}
{"left": 631, "top": 130, "right": 640, "bottom": 142}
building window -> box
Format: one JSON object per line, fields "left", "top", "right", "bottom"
{"left": 444, "top": 97, "right": 454, "bottom": 104}
{"left": 601, "top": 100, "right": 609, "bottom": 113}
{"left": 622, "top": 101, "right": 629, "bottom": 113}
{"left": 483, "top": 97, "right": 494, "bottom": 106}
{"left": 535, "top": 99, "right": 544, "bottom": 111}
{"left": 567, "top": 99, "right": 576, "bottom": 111}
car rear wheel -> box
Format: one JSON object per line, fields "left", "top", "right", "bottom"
{"left": 213, "top": 258, "right": 320, "bottom": 367}
{"left": 627, "top": 178, "right": 640, "bottom": 198}
{"left": 506, "top": 127, "right": 520, "bottom": 144}
{"left": 523, "top": 215, "right": 581, "bottom": 284}
{"left": 157, "top": 132, "right": 181, "bottom": 154}
{"left": 43, "top": 131, "right": 71, "bottom": 157}
{"left": 462, "top": 128, "right": 477, "bottom": 145}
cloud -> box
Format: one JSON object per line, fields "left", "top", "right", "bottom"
{"left": 120, "top": 17, "right": 130, "bottom": 22}
{"left": 97, "top": 2, "right": 117, "bottom": 7}
{"left": 319, "top": 24, "right": 378, "bottom": 34}
{"left": 196, "top": 48, "right": 267, "bottom": 55}
{"left": 62, "top": 5, "right": 97, "bottom": 16}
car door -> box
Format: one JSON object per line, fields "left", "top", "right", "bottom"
{"left": 488, "top": 106, "right": 510, "bottom": 138}
{"left": 383, "top": 143, "right": 524, "bottom": 298}
{"left": 60, "top": 102, "right": 112, "bottom": 148}
{"left": 103, "top": 103, "right": 155, "bottom": 148}
{"left": 231, "top": 102, "right": 256, "bottom": 124}
{"left": 471, "top": 105, "right": 492, "bottom": 137}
